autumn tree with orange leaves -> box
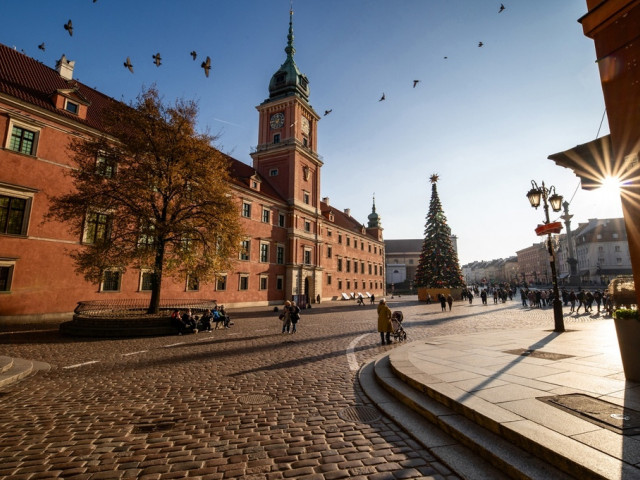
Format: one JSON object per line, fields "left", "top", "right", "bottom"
{"left": 49, "top": 87, "right": 242, "bottom": 314}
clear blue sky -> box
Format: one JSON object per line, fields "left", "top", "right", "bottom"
{"left": 3, "top": 1, "right": 622, "bottom": 265}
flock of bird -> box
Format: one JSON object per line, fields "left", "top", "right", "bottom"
{"left": 33, "top": 2, "right": 508, "bottom": 115}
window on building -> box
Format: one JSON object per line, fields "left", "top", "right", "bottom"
{"left": 65, "top": 100, "right": 79, "bottom": 114}
{"left": 239, "top": 274, "right": 249, "bottom": 290}
{"left": 346, "top": 259, "right": 351, "bottom": 273}
{"left": 361, "top": 242, "right": 364, "bottom": 251}
{"left": 327, "top": 274, "right": 332, "bottom": 285}
{"left": 269, "top": 168, "right": 278, "bottom": 177}
{"left": 368, "top": 264, "right": 372, "bottom": 275}
{"left": 276, "top": 275, "right": 284, "bottom": 290}
{"left": 83, "top": 212, "right": 111, "bottom": 244}
{"left": 140, "top": 271, "right": 154, "bottom": 291}
{"left": 408, "top": 259, "right": 414, "bottom": 264}
{"left": 303, "top": 192, "right": 310, "bottom": 204}
{"left": 8, "top": 125, "right": 37, "bottom": 155}
{"left": 615, "top": 246, "right": 621, "bottom": 252}
{"left": 262, "top": 208, "right": 270, "bottom": 223}
{"left": 260, "top": 275, "right": 268, "bottom": 290}
{"left": 242, "top": 202, "right": 251, "bottom": 218}
{"left": 239, "top": 239, "right": 250, "bottom": 260}
{"left": 216, "top": 275, "right": 227, "bottom": 291}
{"left": 337, "top": 258, "right": 343, "bottom": 272}
{"left": 186, "top": 275, "right": 200, "bottom": 291}
{"left": 613, "top": 233, "right": 619, "bottom": 239}
{"left": 273, "top": 133, "right": 280, "bottom": 144}
{"left": 137, "top": 221, "right": 155, "bottom": 249}
{"left": 0, "top": 261, "right": 15, "bottom": 292}
{"left": 617, "top": 257, "right": 623, "bottom": 265}
{"left": 338, "top": 234, "right": 342, "bottom": 244}
{"left": 598, "top": 246, "right": 604, "bottom": 252}
{"left": 368, "top": 243, "right": 371, "bottom": 252}
{"left": 276, "top": 245, "right": 285, "bottom": 265}
{"left": 304, "top": 250, "right": 311, "bottom": 265}
{"left": 327, "top": 229, "right": 332, "bottom": 237}
{"left": 374, "top": 265, "right": 378, "bottom": 275}
{"left": 598, "top": 257, "right": 605, "bottom": 265}
{"left": 327, "top": 246, "right": 332, "bottom": 258}
{"left": 304, "top": 220, "right": 311, "bottom": 232}
{"left": 101, "top": 270, "right": 121, "bottom": 292}
{"left": 354, "top": 261, "right": 358, "bottom": 274}
{"left": 260, "top": 243, "right": 269, "bottom": 263}
{"left": 278, "top": 213, "right": 286, "bottom": 227}
{"left": 346, "top": 280, "right": 351, "bottom": 290}
{"left": 346, "top": 237, "right": 350, "bottom": 247}
{"left": 353, "top": 239, "right": 357, "bottom": 249}
{"left": 374, "top": 246, "right": 377, "bottom": 254}
{"left": 95, "top": 155, "right": 116, "bottom": 178}
{"left": 338, "top": 279, "right": 342, "bottom": 290}
{"left": 0, "top": 194, "right": 29, "bottom": 235}
{"left": 361, "top": 261, "right": 365, "bottom": 272}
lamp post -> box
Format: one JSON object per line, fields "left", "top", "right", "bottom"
{"left": 526, "top": 180, "right": 565, "bottom": 332}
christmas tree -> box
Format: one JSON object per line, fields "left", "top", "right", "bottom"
{"left": 414, "top": 174, "right": 465, "bottom": 288}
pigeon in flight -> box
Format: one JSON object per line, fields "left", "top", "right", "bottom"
{"left": 478, "top": 41, "right": 484, "bottom": 47}
{"left": 499, "top": 3, "right": 505, "bottom": 13}
{"left": 413, "top": 80, "right": 420, "bottom": 88}
{"left": 152, "top": 53, "right": 162, "bottom": 67}
{"left": 324, "top": 109, "right": 332, "bottom": 116}
{"left": 444, "top": 56, "right": 448, "bottom": 59}
{"left": 201, "top": 56, "right": 211, "bottom": 77}
{"left": 123, "top": 57, "right": 134, "bottom": 73}
{"left": 379, "top": 93, "right": 385, "bottom": 101}
{"left": 190, "top": 51, "right": 197, "bottom": 61}
{"left": 64, "top": 19, "right": 73, "bottom": 36}
{"left": 38, "top": 42, "right": 45, "bottom": 51}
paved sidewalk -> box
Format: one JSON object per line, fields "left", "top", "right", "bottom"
{"left": 386, "top": 320, "right": 640, "bottom": 479}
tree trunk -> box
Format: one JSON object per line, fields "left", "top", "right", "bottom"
{"left": 147, "top": 241, "right": 165, "bottom": 314}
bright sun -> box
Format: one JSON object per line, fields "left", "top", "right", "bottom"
{"left": 600, "top": 175, "right": 623, "bottom": 194}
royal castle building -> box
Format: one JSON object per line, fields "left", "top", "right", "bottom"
{"left": 0, "top": 15, "right": 385, "bottom": 321}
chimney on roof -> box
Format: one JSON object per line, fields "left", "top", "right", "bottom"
{"left": 344, "top": 208, "right": 351, "bottom": 217}
{"left": 55, "top": 54, "right": 75, "bottom": 80}
{"left": 322, "top": 197, "right": 329, "bottom": 205}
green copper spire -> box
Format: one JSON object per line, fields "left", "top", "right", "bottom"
{"left": 267, "top": 8, "right": 310, "bottom": 102}
{"left": 367, "top": 195, "right": 382, "bottom": 228}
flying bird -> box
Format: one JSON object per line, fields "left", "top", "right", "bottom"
{"left": 123, "top": 57, "right": 134, "bottom": 73}
{"left": 444, "top": 56, "right": 448, "bottom": 59}
{"left": 324, "top": 109, "right": 332, "bottom": 116}
{"left": 64, "top": 19, "right": 73, "bottom": 36}
{"left": 478, "top": 41, "right": 484, "bottom": 47}
{"left": 38, "top": 42, "right": 45, "bottom": 51}
{"left": 413, "top": 80, "right": 420, "bottom": 88}
{"left": 152, "top": 53, "right": 162, "bottom": 67}
{"left": 499, "top": 3, "right": 505, "bottom": 13}
{"left": 190, "top": 51, "right": 197, "bottom": 60}
{"left": 379, "top": 93, "right": 385, "bottom": 102}
{"left": 201, "top": 56, "right": 211, "bottom": 77}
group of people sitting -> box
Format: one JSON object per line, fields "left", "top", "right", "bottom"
{"left": 170, "top": 306, "right": 231, "bottom": 335}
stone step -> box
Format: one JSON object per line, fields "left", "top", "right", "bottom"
{"left": 0, "top": 356, "right": 13, "bottom": 373}
{"left": 0, "top": 357, "right": 51, "bottom": 389}
{"left": 386, "top": 348, "right": 638, "bottom": 480}
{"left": 363, "top": 354, "right": 573, "bottom": 480}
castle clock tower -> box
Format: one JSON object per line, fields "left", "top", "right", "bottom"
{"left": 251, "top": 10, "right": 323, "bottom": 303}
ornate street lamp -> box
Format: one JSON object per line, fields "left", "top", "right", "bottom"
{"left": 526, "top": 180, "right": 565, "bottom": 332}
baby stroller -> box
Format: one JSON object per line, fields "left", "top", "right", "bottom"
{"left": 390, "top": 311, "right": 407, "bottom": 342}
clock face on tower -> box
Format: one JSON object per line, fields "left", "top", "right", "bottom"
{"left": 301, "top": 117, "right": 310, "bottom": 135}
{"left": 270, "top": 112, "right": 284, "bottom": 129}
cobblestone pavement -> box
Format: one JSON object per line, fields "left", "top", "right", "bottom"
{"left": 0, "top": 298, "right": 609, "bottom": 479}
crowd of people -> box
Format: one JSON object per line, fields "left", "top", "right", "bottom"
{"left": 170, "top": 305, "right": 232, "bottom": 335}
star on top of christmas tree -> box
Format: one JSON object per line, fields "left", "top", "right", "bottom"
{"left": 430, "top": 173, "right": 439, "bottom": 184}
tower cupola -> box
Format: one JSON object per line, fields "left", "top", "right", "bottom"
{"left": 367, "top": 196, "right": 382, "bottom": 228}
{"left": 267, "top": 9, "right": 310, "bottom": 102}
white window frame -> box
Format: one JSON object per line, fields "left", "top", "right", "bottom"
{"left": 216, "top": 274, "right": 227, "bottom": 291}
{"left": 276, "top": 244, "right": 285, "bottom": 265}
{"left": 82, "top": 210, "right": 112, "bottom": 245}
{"left": 186, "top": 274, "right": 200, "bottom": 292}
{"left": 239, "top": 274, "right": 249, "bottom": 291}
{"left": 259, "top": 275, "right": 268, "bottom": 291}
{"left": 5, "top": 117, "right": 42, "bottom": 157}
{"left": 262, "top": 208, "right": 271, "bottom": 224}
{"left": 100, "top": 269, "right": 122, "bottom": 292}
{"left": 0, "top": 259, "right": 16, "bottom": 293}
{"left": 0, "top": 184, "right": 35, "bottom": 236}
{"left": 139, "top": 269, "right": 154, "bottom": 292}
{"left": 64, "top": 99, "right": 79, "bottom": 115}
{"left": 260, "top": 242, "right": 270, "bottom": 263}
{"left": 242, "top": 201, "right": 252, "bottom": 218}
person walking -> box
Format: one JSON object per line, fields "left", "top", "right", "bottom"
{"left": 377, "top": 298, "right": 392, "bottom": 345}
{"left": 446, "top": 294, "right": 453, "bottom": 311}
{"left": 439, "top": 294, "right": 447, "bottom": 312}
{"left": 281, "top": 300, "right": 292, "bottom": 334}
{"left": 290, "top": 301, "right": 301, "bottom": 334}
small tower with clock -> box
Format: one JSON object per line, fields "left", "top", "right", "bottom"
{"left": 250, "top": 9, "right": 323, "bottom": 303}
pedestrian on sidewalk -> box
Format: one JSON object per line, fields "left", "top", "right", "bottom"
{"left": 377, "top": 298, "right": 392, "bottom": 345}
{"left": 290, "top": 301, "right": 301, "bottom": 334}
{"left": 446, "top": 294, "right": 453, "bottom": 311}
{"left": 439, "top": 294, "right": 447, "bottom": 312}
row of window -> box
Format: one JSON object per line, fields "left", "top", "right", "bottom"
{"left": 324, "top": 274, "right": 381, "bottom": 292}
{"left": 96, "top": 269, "right": 285, "bottom": 293}
{"left": 335, "top": 257, "right": 384, "bottom": 276}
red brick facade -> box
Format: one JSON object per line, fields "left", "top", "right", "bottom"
{"left": 0, "top": 38, "right": 385, "bottom": 320}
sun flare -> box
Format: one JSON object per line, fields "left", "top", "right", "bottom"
{"left": 600, "top": 175, "right": 623, "bottom": 194}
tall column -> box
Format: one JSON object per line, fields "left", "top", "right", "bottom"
{"left": 561, "top": 201, "right": 578, "bottom": 280}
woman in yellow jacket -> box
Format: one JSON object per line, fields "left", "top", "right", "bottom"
{"left": 377, "top": 298, "right": 392, "bottom": 345}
